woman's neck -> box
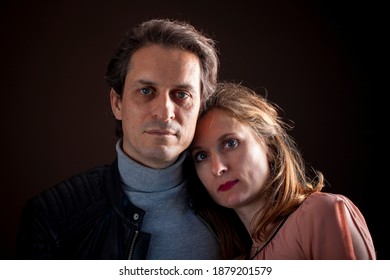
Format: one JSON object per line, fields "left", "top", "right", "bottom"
{"left": 234, "top": 202, "right": 263, "bottom": 234}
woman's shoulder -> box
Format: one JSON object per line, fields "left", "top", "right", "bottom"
{"left": 291, "top": 191, "right": 371, "bottom": 237}
{"left": 290, "top": 191, "right": 364, "bottom": 229}
{"left": 287, "top": 192, "right": 376, "bottom": 259}
{"left": 300, "top": 192, "right": 356, "bottom": 213}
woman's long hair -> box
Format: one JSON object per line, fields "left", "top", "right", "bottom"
{"left": 189, "top": 82, "right": 325, "bottom": 259}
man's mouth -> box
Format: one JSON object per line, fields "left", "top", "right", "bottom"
{"left": 145, "top": 129, "right": 176, "bottom": 136}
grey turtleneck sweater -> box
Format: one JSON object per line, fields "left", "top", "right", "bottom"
{"left": 116, "top": 140, "right": 220, "bottom": 259}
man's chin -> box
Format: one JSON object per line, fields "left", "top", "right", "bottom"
{"left": 142, "top": 146, "right": 183, "bottom": 169}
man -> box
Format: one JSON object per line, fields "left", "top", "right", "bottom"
{"left": 16, "top": 18, "right": 220, "bottom": 259}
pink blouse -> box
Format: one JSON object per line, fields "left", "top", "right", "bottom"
{"left": 252, "top": 192, "right": 376, "bottom": 259}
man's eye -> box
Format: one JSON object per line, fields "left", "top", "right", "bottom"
{"left": 177, "top": 91, "right": 189, "bottom": 99}
{"left": 140, "top": 88, "right": 153, "bottom": 95}
{"left": 223, "top": 139, "right": 238, "bottom": 149}
{"left": 195, "top": 152, "right": 208, "bottom": 162}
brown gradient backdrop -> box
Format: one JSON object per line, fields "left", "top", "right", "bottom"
{"left": 0, "top": 0, "right": 387, "bottom": 259}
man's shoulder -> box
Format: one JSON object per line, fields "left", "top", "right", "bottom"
{"left": 18, "top": 163, "right": 117, "bottom": 246}
{"left": 60, "top": 164, "right": 110, "bottom": 193}
{"left": 47, "top": 164, "right": 109, "bottom": 197}
{"left": 27, "top": 164, "right": 112, "bottom": 221}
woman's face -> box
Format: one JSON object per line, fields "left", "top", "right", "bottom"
{"left": 190, "top": 108, "right": 270, "bottom": 211}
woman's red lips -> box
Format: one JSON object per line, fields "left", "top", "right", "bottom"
{"left": 218, "top": 180, "right": 238, "bottom": 192}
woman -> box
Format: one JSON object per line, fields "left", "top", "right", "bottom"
{"left": 189, "top": 82, "right": 376, "bottom": 260}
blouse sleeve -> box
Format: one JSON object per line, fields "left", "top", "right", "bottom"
{"left": 297, "top": 192, "right": 376, "bottom": 259}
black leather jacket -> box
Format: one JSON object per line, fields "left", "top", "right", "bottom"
{"left": 17, "top": 159, "right": 187, "bottom": 259}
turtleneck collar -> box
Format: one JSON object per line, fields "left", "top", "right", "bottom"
{"left": 116, "top": 139, "right": 187, "bottom": 192}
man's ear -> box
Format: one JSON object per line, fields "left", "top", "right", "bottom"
{"left": 110, "top": 89, "right": 122, "bottom": 120}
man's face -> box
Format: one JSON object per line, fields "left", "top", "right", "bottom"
{"left": 110, "top": 45, "right": 202, "bottom": 169}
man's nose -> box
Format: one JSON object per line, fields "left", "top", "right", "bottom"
{"left": 152, "top": 93, "right": 175, "bottom": 122}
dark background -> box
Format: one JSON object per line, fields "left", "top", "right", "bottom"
{"left": 0, "top": 0, "right": 387, "bottom": 259}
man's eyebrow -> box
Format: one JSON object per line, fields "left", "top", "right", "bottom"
{"left": 133, "top": 79, "right": 156, "bottom": 86}
{"left": 134, "top": 79, "right": 197, "bottom": 92}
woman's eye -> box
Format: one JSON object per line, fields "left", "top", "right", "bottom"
{"left": 195, "top": 152, "right": 208, "bottom": 162}
{"left": 223, "top": 139, "right": 238, "bottom": 150}
{"left": 140, "top": 88, "right": 153, "bottom": 95}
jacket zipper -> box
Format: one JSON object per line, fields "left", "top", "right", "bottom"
{"left": 127, "top": 230, "right": 139, "bottom": 259}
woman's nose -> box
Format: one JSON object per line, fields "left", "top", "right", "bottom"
{"left": 210, "top": 155, "right": 227, "bottom": 176}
